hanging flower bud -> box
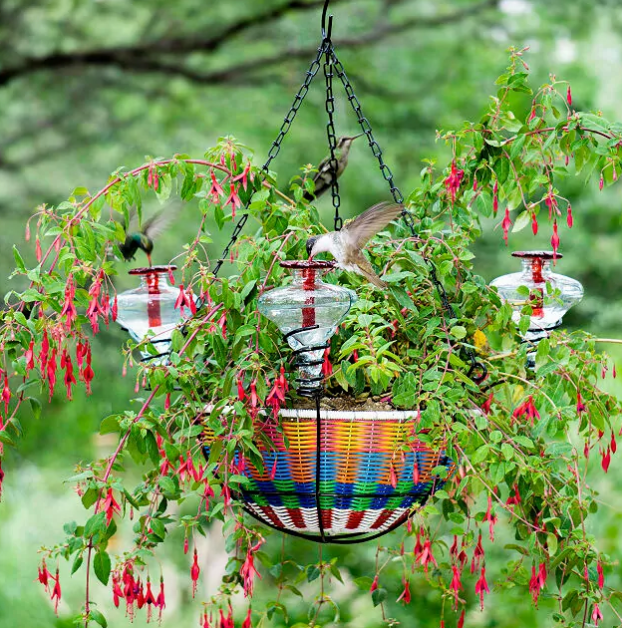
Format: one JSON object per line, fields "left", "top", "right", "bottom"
{"left": 370, "top": 575, "right": 379, "bottom": 592}
{"left": 599, "top": 174, "right": 604, "bottom": 191}
{"left": 396, "top": 577, "right": 411, "bottom": 605}
{"left": 577, "top": 391, "right": 586, "bottom": 413}
{"left": 551, "top": 220, "right": 560, "bottom": 260}
{"left": 611, "top": 431, "right": 617, "bottom": 455}
{"left": 242, "top": 607, "right": 252, "bottom": 628}
{"left": 484, "top": 495, "right": 498, "bottom": 542}
{"left": 190, "top": 549, "right": 200, "bottom": 598}
{"left": 601, "top": 447, "right": 611, "bottom": 473}
{"left": 35, "top": 237, "right": 42, "bottom": 262}
{"left": 501, "top": 207, "right": 512, "bottom": 245}
{"left": 528, "top": 106, "right": 537, "bottom": 122}
{"left": 493, "top": 180, "right": 499, "bottom": 216}
{"left": 597, "top": 560, "right": 604, "bottom": 589}
{"left": 237, "top": 376, "right": 246, "bottom": 401}
{"left": 457, "top": 609, "right": 465, "bottom": 628}
{"left": 592, "top": 603, "right": 604, "bottom": 626}
{"left": 475, "top": 566, "right": 490, "bottom": 610}
{"left": 567, "top": 203, "right": 573, "bottom": 228}
{"left": 566, "top": 84, "right": 572, "bottom": 106}
{"left": 531, "top": 212, "right": 538, "bottom": 235}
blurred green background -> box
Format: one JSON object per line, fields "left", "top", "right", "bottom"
{"left": 2, "top": 0, "right": 622, "bottom": 626}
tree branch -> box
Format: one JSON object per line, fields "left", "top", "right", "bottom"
{"left": 0, "top": 0, "right": 499, "bottom": 88}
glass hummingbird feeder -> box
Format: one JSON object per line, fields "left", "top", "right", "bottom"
{"left": 491, "top": 251, "right": 584, "bottom": 345}
{"left": 116, "top": 265, "right": 191, "bottom": 363}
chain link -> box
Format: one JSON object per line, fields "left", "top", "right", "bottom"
{"left": 323, "top": 45, "right": 342, "bottom": 231}
{"left": 331, "top": 48, "right": 486, "bottom": 384}
{"left": 213, "top": 43, "right": 327, "bottom": 277}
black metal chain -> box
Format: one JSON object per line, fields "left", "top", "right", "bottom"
{"left": 323, "top": 44, "right": 342, "bottom": 231}
{"left": 212, "top": 42, "right": 327, "bottom": 277}
{"left": 331, "top": 48, "right": 487, "bottom": 384}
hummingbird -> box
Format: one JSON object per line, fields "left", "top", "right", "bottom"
{"left": 303, "top": 133, "right": 364, "bottom": 201}
{"left": 118, "top": 209, "right": 174, "bottom": 266}
{"left": 305, "top": 201, "right": 403, "bottom": 288}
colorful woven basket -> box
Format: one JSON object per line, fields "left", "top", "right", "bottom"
{"left": 203, "top": 408, "right": 454, "bottom": 543}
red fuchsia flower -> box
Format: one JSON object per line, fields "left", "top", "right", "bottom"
{"left": 370, "top": 575, "right": 379, "bottom": 592}
{"left": 597, "top": 560, "right": 605, "bottom": 589}
{"left": 144, "top": 578, "right": 157, "bottom": 622}
{"left": 60, "top": 276, "right": 77, "bottom": 329}
{"left": 484, "top": 495, "right": 498, "bottom": 542}
{"left": 111, "top": 294, "right": 118, "bottom": 322}
{"left": 147, "top": 164, "right": 160, "bottom": 191}
{"left": 545, "top": 189, "right": 560, "bottom": 220}
{"left": 481, "top": 392, "right": 493, "bottom": 415}
{"left": 249, "top": 379, "right": 260, "bottom": 418}
{"left": 513, "top": 396, "right": 540, "bottom": 425}
{"left": 35, "top": 236, "right": 42, "bottom": 262}
{"left": 50, "top": 569, "right": 62, "bottom": 614}
{"left": 218, "top": 311, "right": 227, "bottom": 338}
{"left": 352, "top": 349, "right": 359, "bottom": 362}
{"left": 444, "top": 161, "right": 464, "bottom": 205}
{"left": 237, "top": 376, "right": 246, "bottom": 401}
{"left": 493, "top": 180, "right": 499, "bottom": 216}
{"left": 2, "top": 371, "right": 10, "bottom": 415}
{"left": 599, "top": 174, "right": 604, "bottom": 191}
{"left": 0, "top": 459, "right": 4, "bottom": 501}
{"left": 265, "top": 372, "right": 287, "bottom": 418}
{"left": 531, "top": 212, "right": 538, "bottom": 236}
{"left": 112, "top": 572, "right": 124, "bottom": 608}
{"left": 190, "top": 549, "right": 200, "bottom": 598}
{"left": 234, "top": 161, "right": 252, "bottom": 191}
{"left": 592, "top": 603, "right": 604, "bottom": 625}
{"left": 157, "top": 578, "right": 166, "bottom": 620}
{"left": 60, "top": 349, "right": 76, "bottom": 400}
{"left": 611, "top": 432, "right": 617, "bottom": 455}
{"left": 601, "top": 447, "right": 611, "bottom": 473}
{"left": 209, "top": 170, "right": 225, "bottom": 203}
{"left": 25, "top": 340, "right": 35, "bottom": 372}
{"left": 506, "top": 483, "right": 522, "bottom": 508}
{"left": 418, "top": 538, "right": 438, "bottom": 573}
{"left": 224, "top": 183, "right": 242, "bottom": 217}
{"left": 473, "top": 176, "right": 478, "bottom": 191}
{"left": 240, "top": 548, "right": 261, "bottom": 597}
{"left": 37, "top": 558, "right": 52, "bottom": 592}
{"left": 457, "top": 609, "right": 465, "bottom": 628}
{"left": 389, "top": 464, "right": 398, "bottom": 488}
{"left": 474, "top": 566, "right": 490, "bottom": 610}
{"left": 174, "top": 284, "right": 197, "bottom": 315}
{"left": 576, "top": 391, "right": 586, "bottom": 413}
{"left": 322, "top": 348, "right": 333, "bottom": 377}
{"left": 396, "top": 577, "right": 411, "bottom": 604}
{"left": 528, "top": 106, "right": 537, "bottom": 122}
{"left": 103, "top": 487, "right": 121, "bottom": 526}
{"left": 470, "top": 532, "right": 485, "bottom": 574}
{"left": 46, "top": 348, "right": 57, "bottom": 400}
{"left": 241, "top": 607, "right": 252, "bottom": 628}
{"left": 529, "top": 562, "right": 547, "bottom": 605}
{"left": 201, "top": 611, "right": 211, "bottom": 628}
{"left": 551, "top": 220, "right": 560, "bottom": 260}
{"left": 567, "top": 203, "right": 573, "bottom": 228}
{"left": 450, "top": 565, "right": 463, "bottom": 608}
{"left": 567, "top": 84, "right": 572, "bottom": 106}
{"left": 501, "top": 207, "right": 512, "bottom": 245}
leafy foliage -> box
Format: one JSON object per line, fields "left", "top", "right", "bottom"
{"left": 2, "top": 51, "right": 622, "bottom": 627}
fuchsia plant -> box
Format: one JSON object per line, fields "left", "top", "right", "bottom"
{"left": 2, "top": 50, "right": 622, "bottom": 627}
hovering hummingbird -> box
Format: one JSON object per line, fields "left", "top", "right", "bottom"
{"left": 305, "top": 201, "right": 403, "bottom": 288}
{"left": 118, "top": 209, "right": 174, "bottom": 266}
{"left": 304, "top": 133, "right": 364, "bottom": 201}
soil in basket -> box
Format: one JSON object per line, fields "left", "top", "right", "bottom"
{"left": 294, "top": 396, "right": 395, "bottom": 412}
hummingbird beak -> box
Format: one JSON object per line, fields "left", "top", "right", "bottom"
{"left": 348, "top": 132, "right": 365, "bottom": 141}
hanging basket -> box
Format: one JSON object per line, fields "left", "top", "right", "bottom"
{"left": 203, "top": 407, "right": 454, "bottom": 544}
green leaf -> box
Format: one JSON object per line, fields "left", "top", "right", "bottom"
{"left": 90, "top": 609, "right": 108, "bottom": 628}
{"left": 94, "top": 550, "right": 111, "bottom": 586}
{"left": 29, "top": 397, "right": 41, "bottom": 421}
{"left": 372, "top": 587, "right": 387, "bottom": 607}
{"left": 547, "top": 533, "right": 559, "bottom": 557}
{"left": 84, "top": 512, "right": 106, "bottom": 538}
{"left": 450, "top": 326, "right": 467, "bottom": 340}
{"left": 306, "top": 565, "right": 321, "bottom": 582}
{"left": 12, "top": 246, "right": 26, "bottom": 273}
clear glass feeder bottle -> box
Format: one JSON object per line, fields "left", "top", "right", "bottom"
{"left": 258, "top": 260, "right": 357, "bottom": 395}
{"left": 116, "top": 265, "right": 188, "bottom": 362}
{"left": 490, "top": 251, "right": 584, "bottom": 343}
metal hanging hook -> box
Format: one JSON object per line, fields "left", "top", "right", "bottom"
{"left": 321, "top": 0, "right": 333, "bottom": 41}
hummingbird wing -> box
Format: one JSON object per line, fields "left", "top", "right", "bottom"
{"left": 142, "top": 207, "right": 178, "bottom": 240}
{"left": 341, "top": 202, "right": 403, "bottom": 250}
{"left": 344, "top": 250, "right": 387, "bottom": 289}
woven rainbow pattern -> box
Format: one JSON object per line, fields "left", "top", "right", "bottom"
{"left": 203, "top": 409, "right": 454, "bottom": 540}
